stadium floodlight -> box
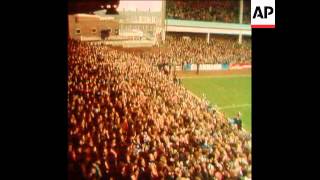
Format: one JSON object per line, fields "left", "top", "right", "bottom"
{"left": 113, "top": 4, "right": 117, "bottom": 8}
{"left": 106, "top": 4, "right": 111, "bottom": 9}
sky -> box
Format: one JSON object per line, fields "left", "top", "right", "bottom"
{"left": 118, "top": 0, "right": 162, "bottom": 12}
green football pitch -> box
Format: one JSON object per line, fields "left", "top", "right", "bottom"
{"left": 182, "top": 75, "right": 251, "bottom": 132}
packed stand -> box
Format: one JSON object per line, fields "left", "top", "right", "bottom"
{"left": 135, "top": 35, "right": 251, "bottom": 66}
{"left": 68, "top": 39, "right": 252, "bottom": 180}
{"left": 166, "top": 0, "right": 250, "bottom": 24}
{"left": 242, "top": 0, "right": 251, "bottom": 24}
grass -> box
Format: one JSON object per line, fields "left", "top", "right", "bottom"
{"left": 182, "top": 76, "right": 251, "bottom": 132}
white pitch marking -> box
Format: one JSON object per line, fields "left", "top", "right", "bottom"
{"left": 219, "top": 104, "right": 251, "bottom": 110}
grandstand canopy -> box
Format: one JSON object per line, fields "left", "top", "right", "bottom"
{"left": 167, "top": 19, "right": 250, "bottom": 30}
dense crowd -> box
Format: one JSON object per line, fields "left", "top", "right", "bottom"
{"left": 135, "top": 35, "right": 251, "bottom": 66}
{"left": 242, "top": 0, "right": 250, "bottom": 24}
{"left": 68, "top": 39, "right": 251, "bottom": 180}
{"left": 166, "top": 0, "right": 250, "bottom": 24}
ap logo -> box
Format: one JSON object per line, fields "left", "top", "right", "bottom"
{"left": 251, "top": 0, "right": 275, "bottom": 28}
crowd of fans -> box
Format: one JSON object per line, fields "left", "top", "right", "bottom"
{"left": 166, "top": 0, "right": 250, "bottom": 24}
{"left": 242, "top": 0, "right": 251, "bottom": 24}
{"left": 68, "top": 39, "right": 251, "bottom": 180}
{"left": 134, "top": 35, "right": 251, "bottom": 66}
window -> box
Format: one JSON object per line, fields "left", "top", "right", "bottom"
{"left": 92, "top": 28, "right": 97, "bottom": 33}
{"left": 75, "top": 28, "right": 81, "bottom": 35}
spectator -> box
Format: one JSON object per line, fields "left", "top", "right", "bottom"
{"left": 134, "top": 34, "right": 251, "bottom": 67}
{"left": 68, "top": 39, "right": 251, "bottom": 180}
{"left": 166, "top": 0, "right": 251, "bottom": 24}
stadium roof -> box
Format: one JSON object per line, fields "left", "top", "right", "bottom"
{"left": 166, "top": 19, "right": 250, "bottom": 31}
